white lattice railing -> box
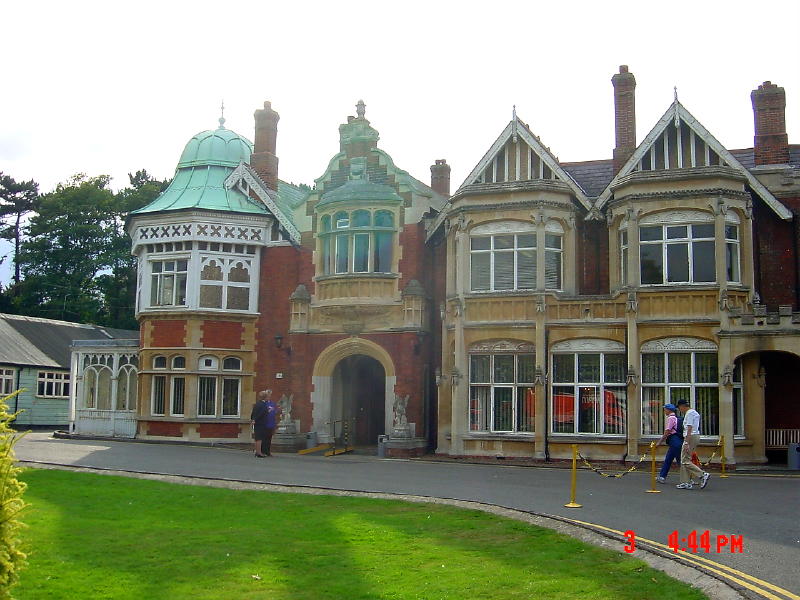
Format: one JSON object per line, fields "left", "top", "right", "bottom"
{"left": 765, "top": 428, "right": 800, "bottom": 448}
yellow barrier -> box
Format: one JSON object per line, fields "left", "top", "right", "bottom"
{"left": 564, "top": 444, "right": 582, "bottom": 508}
{"left": 645, "top": 441, "right": 662, "bottom": 493}
{"left": 719, "top": 434, "right": 729, "bottom": 478}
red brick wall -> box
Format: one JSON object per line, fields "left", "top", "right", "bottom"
{"left": 146, "top": 421, "right": 183, "bottom": 436}
{"left": 197, "top": 423, "right": 241, "bottom": 438}
{"left": 201, "top": 321, "right": 244, "bottom": 349}
{"left": 262, "top": 331, "right": 429, "bottom": 437}
{"left": 577, "top": 218, "right": 609, "bottom": 294}
{"left": 254, "top": 244, "right": 307, "bottom": 400}
{"left": 150, "top": 320, "right": 186, "bottom": 347}
{"left": 753, "top": 197, "right": 798, "bottom": 309}
{"left": 398, "top": 222, "right": 426, "bottom": 290}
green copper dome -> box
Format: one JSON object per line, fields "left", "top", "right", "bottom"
{"left": 132, "top": 123, "right": 268, "bottom": 216}
{"left": 178, "top": 124, "right": 253, "bottom": 168}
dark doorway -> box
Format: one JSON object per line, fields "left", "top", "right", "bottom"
{"left": 762, "top": 351, "right": 800, "bottom": 464}
{"left": 331, "top": 355, "right": 385, "bottom": 446}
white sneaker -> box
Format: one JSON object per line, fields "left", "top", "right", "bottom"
{"left": 676, "top": 482, "right": 693, "bottom": 489}
{"left": 700, "top": 472, "right": 710, "bottom": 489}
{"left": 656, "top": 476, "right": 666, "bottom": 484}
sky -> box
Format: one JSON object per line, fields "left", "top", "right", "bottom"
{"left": 1, "top": 0, "right": 799, "bottom": 283}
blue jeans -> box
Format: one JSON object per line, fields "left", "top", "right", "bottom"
{"left": 659, "top": 438, "right": 682, "bottom": 479}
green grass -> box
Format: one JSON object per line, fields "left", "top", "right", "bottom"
{"left": 15, "top": 469, "right": 706, "bottom": 600}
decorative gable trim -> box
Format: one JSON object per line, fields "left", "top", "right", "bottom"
{"left": 596, "top": 102, "right": 791, "bottom": 220}
{"left": 457, "top": 118, "right": 592, "bottom": 211}
{"left": 226, "top": 163, "right": 301, "bottom": 243}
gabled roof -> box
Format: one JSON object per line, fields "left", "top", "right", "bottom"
{"left": 0, "top": 314, "right": 138, "bottom": 369}
{"left": 225, "top": 164, "right": 303, "bottom": 243}
{"left": 596, "top": 101, "right": 792, "bottom": 220}
{"left": 457, "top": 115, "right": 592, "bottom": 211}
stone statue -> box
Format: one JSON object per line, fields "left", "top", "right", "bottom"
{"left": 275, "top": 393, "right": 296, "bottom": 434}
{"left": 392, "top": 394, "right": 410, "bottom": 436}
{"left": 278, "top": 393, "right": 293, "bottom": 425}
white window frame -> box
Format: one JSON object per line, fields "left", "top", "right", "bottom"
{"left": 37, "top": 370, "right": 70, "bottom": 398}
{"left": 0, "top": 368, "right": 15, "bottom": 395}
{"left": 470, "top": 232, "right": 537, "bottom": 292}
{"left": 639, "top": 223, "right": 716, "bottom": 285}
{"left": 117, "top": 364, "right": 138, "bottom": 411}
{"left": 170, "top": 376, "right": 186, "bottom": 416}
{"left": 151, "top": 374, "right": 167, "bottom": 416}
{"left": 199, "top": 255, "right": 253, "bottom": 312}
{"left": 149, "top": 257, "right": 188, "bottom": 307}
{"left": 725, "top": 224, "right": 741, "bottom": 283}
{"left": 468, "top": 352, "right": 535, "bottom": 433}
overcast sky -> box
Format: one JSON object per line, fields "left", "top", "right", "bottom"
{"left": 1, "top": 0, "right": 799, "bottom": 283}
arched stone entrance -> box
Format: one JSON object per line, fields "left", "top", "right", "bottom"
{"left": 311, "top": 337, "right": 396, "bottom": 444}
{"left": 331, "top": 355, "right": 385, "bottom": 445}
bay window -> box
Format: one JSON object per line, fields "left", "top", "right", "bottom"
{"left": 631, "top": 210, "right": 742, "bottom": 286}
{"left": 641, "top": 342, "right": 719, "bottom": 437}
{"left": 640, "top": 223, "right": 715, "bottom": 284}
{"left": 551, "top": 351, "right": 627, "bottom": 435}
{"left": 319, "top": 209, "right": 395, "bottom": 275}
{"left": 469, "top": 352, "right": 535, "bottom": 433}
{"left": 469, "top": 221, "right": 563, "bottom": 292}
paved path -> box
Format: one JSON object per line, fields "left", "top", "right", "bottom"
{"left": 15, "top": 433, "right": 800, "bottom": 597}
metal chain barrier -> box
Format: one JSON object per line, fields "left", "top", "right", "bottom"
{"left": 696, "top": 437, "right": 723, "bottom": 467}
{"left": 576, "top": 446, "right": 651, "bottom": 478}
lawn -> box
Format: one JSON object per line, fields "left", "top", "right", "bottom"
{"left": 14, "top": 469, "right": 706, "bottom": 600}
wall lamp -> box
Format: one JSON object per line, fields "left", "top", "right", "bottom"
{"left": 274, "top": 334, "right": 292, "bottom": 356}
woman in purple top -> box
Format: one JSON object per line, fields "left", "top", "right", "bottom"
{"left": 250, "top": 389, "right": 281, "bottom": 457}
{"left": 655, "top": 403, "right": 682, "bottom": 483}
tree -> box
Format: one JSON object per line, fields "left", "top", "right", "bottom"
{"left": 96, "top": 170, "right": 169, "bottom": 329}
{"left": 0, "top": 391, "right": 27, "bottom": 599}
{"left": 0, "top": 173, "right": 38, "bottom": 290}
{"left": 16, "top": 174, "right": 117, "bottom": 323}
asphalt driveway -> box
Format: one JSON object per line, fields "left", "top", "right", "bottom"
{"left": 14, "top": 433, "right": 800, "bottom": 596}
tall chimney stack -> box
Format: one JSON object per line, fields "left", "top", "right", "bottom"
{"left": 612, "top": 65, "right": 637, "bottom": 173}
{"left": 751, "top": 81, "right": 790, "bottom": 166}
{"left": 430, "top": 159, "right": 451, "bottom": 197}
{"left": 252, "top": 101, "right": 280, "bottom": 191}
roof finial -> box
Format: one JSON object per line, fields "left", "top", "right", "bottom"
{"left": 511, "top": 104, "right": 518, "bottom": 143}
{"left": 673, "top": 87, "right": 680, "bottom": 127}
{"left": 356, "top": 99, "right": 366, "bottom": 118}
{"left": 218, "top": 100, "right": 226, "bottom": 129}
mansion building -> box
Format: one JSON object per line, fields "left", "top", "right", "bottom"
{"left": 71, "top": 66, "right": 800, "bottom": 466}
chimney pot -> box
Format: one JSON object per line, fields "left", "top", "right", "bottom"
{"left": 751, "top": 80, "right": 789, "bottom": 165}
{"left": 252, "top": 100, "right": 280, "bottom": 191}
{"left": 430, "top": 159, "right": 451, "bottom": 197}
{"left": 612, "top": 65, "right": 637, "bottom": 173}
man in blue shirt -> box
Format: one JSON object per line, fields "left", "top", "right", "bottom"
{"left": 250, "top": 389, "right": 281, "bottom": 457}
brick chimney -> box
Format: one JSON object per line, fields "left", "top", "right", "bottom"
{"left": 430, "top": 159, "right": 451, "bottom": 197}
{"left": 751, "top": 81, "right": 790, "bottom": 166}
{"left": 612, "top": 65, "right": 637, "bottom": 173}
{"left": 251, "top": 101, "right": 280, "bottom": 191}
